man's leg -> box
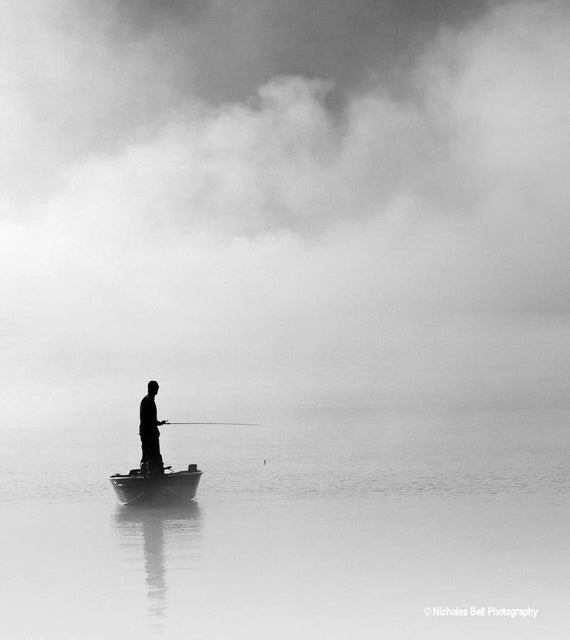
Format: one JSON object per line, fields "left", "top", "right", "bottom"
{"left": 148, "top": 439, "right": 164, "bottom": 474}
{"left": 140, "top": 440, "right": 151, "bottom": 475}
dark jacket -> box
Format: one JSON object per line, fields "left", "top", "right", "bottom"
{"left": 139, "top": 394, "right": 160, "bottom": 441}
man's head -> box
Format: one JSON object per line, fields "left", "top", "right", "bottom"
{"left": 148, "top": 380, "right": 159, "bottom": 396}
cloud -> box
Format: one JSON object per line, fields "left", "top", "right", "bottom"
{"left": 36, "top": 0, "right": 569, "bottom": 303}
{"left": 1, "top": 1, "right": 570, "bottom": 423}
{"left": 0, "top": 0, "right": 494, "bottom": 204}
{"left": 85, "top": 0, "right": 492, "bottom": 100}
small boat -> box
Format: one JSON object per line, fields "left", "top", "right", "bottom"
{"left": 109, "top": 464, "right": 202, "bottom": 506}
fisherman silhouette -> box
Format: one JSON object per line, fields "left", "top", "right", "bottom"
{"left": 139, "top": 380, "right": 167, "bottom": 475}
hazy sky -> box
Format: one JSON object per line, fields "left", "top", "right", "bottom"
{"left": 1, "top": 0, "right": 569, "bottom": 426}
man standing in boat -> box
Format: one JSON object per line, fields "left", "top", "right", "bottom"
{"left": 140, "top": 380, "right": 167, "bottom": 475}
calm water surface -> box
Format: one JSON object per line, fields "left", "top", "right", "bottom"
{"left": 0, "top": 409, "right": 568, "bottom": 639}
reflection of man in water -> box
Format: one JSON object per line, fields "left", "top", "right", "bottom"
{"left": 140, "top": 380, "right": 167, "bottom": 475}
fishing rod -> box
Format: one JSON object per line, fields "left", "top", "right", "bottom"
{"left": 164, "top": 421, "right": 260, "bottom": 426}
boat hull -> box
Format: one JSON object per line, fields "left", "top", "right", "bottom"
{"left": 109, "top": 470, "right": 202, "bottom": 506}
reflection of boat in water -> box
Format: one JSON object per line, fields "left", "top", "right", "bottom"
{"left": 109, "top": 466, "right": 203, "bottom": 505}
{"left": 113, "top": 501, "right": 202, "bottom": 634}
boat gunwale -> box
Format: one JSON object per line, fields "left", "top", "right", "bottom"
{"left": 110, "top": 470, "right": 203, "bottom": 480}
